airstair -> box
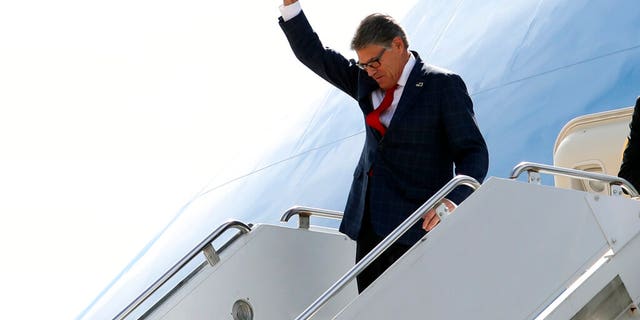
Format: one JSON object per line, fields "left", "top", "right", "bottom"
{"left": 111, "top": 107, "right": 640, "bottom": 320}
{"left": 110, "top": 164, "right": 640, "bottom": 320}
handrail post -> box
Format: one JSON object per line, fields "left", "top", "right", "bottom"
{"left": 611, "top": 184, "right": 624, "bottom": 197}
{"left": 294, "top": 175, "right": 481, "bottom": 320}
{"left": 202, "top": 244, "right": 221, "bottom": 266}
{"left": 528, "top": 170, "right": 541, "bottom": 185}
{"left": 299, "top": 214, "right": 310, "bottom": 229}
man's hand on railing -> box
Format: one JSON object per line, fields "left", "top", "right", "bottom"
{"left": 422, "top": 198, "right": 457, "bottom": 231}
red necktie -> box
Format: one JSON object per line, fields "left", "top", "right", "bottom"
{"left": 366, "top": 85, "right": 398, "bottom": 136}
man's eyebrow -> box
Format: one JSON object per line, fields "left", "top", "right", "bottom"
{"left": 357, "top": 55, "right": 376, "bottom": 65}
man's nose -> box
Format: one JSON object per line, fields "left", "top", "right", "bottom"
{"left": 365, "top": 67, "right": 377, "bottom": 77}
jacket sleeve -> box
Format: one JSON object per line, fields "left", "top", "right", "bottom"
{"left": 619, "top": 96, "right": 640, "bottom": 191}
{"left": 439, "top": 74, "right": 489, "bottom": 204}
{"left": 279, "top": 11, "right": 361, "bottom": 99}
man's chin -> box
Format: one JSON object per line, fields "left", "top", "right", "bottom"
{"left": 376, "top": 80, "right": 389, "bottom": 90}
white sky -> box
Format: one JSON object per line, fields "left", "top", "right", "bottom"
{"left": 0, "top": 0, "right": 417, "bottom": 318}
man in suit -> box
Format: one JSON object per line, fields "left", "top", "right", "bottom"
{"left": 279, "top": 0, "right": 489, "bottom": 292}
{"left": 619, "top": 97, "right": 640, "bottom": 191}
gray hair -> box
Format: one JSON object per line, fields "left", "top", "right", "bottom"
{"left": 350, "top": 13, "right": 409, "bottom": 51}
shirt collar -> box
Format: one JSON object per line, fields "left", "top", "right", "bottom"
{"left": 397, "top": 52, "right": 416, "bottom": 89}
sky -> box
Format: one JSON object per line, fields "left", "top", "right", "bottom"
{"left": 0, "top": 0, "right": 418, "bottom": 318}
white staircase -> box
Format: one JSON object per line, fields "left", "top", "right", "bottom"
{"left": 332, "top": 177, "right": 640, "bottom": 320}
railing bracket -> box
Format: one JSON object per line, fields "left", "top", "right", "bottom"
{"left": 203, "top": 244, "right": 221, "bottom": 266}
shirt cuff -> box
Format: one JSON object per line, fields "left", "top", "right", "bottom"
{"left": 279, "top": 1, "right": 302, "bottom": 22}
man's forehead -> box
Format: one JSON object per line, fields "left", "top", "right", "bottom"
{"left": 356, "top": 45, "right": 384, "bottom": 62}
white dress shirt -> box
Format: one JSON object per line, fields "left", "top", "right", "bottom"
{"left": 371, "top": 54, "right": 415, "bottom": 127}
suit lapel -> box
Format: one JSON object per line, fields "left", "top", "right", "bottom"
{"left": 357, "top": 74, "right": 385, "bottom": 140}
{"left": 386, "top": 53, "right": 429, "bottom": 136}
{"left": 357, "top": 53, "right": 431, "bottom": 140}
{"left": 357, "top": 74, "right": 379, "bottom": 114}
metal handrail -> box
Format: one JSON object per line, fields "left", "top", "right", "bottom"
{"left": 509, "top": 161, "right": 639, "bottom": 197}
{"left": 294, "top": 175, "right": 481, "bottom": 320}
{"left": 114, "top": 219, "right": 252, "bottom": 320}
{"left": 280, "top": 206, "right": 343, "bottom": 229}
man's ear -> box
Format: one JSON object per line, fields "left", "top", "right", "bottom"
{"left": 392, "top": 37, "right": 404, "bottom": 50}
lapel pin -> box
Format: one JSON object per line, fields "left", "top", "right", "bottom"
{"left": 416, "top": 82, "right": 424, "bottom": 87}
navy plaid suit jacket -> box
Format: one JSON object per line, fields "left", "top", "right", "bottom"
{"left": 280, "top": 12, "right": 489, "bottom": 246}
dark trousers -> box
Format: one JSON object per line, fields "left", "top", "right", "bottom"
{"left": 355, "top": 215, "right": 411, "bottom": 293}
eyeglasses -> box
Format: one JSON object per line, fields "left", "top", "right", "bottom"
{"left": 355, "top": 48, "right": 387, "bottom": 71}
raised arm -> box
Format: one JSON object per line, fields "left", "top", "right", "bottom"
{"left": 278, "top": 3, "right": 361, "bottom": 99}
